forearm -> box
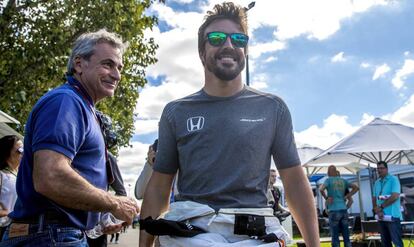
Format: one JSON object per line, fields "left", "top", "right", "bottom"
{"left": 33, "top": 150, "right": 118, "bottom": 213}
{"left": 280, "top": 166, "right": 319, "bottom": 247}
{"left": 36, "top": 164, "right": 117, "bottom": 212}
{"left": 139, "top": 172, "right": 173, "bottom": 247}
{"left": 381, "top": 193, "right": 399, "bottom": 208}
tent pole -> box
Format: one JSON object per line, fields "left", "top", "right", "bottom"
{"left": 357, "top": 169, "right": 366, "bottom": 238}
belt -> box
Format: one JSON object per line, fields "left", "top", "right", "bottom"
{"left": 12, "top": 210, "right": 72, "bottom": 226}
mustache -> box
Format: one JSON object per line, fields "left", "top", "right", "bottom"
{"left": 214, "top": 48, "right": 240, "bottom": 60}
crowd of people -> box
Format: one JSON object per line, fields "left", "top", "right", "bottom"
{"left": 0, "top": 1, "right": 410, "bottom": 247}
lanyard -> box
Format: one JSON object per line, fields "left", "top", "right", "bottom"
{"left": 66, "top": 76, "right": 114, "bottom": 184}
{"left": 379, "top": 176, "right": 387, "bottom": 196}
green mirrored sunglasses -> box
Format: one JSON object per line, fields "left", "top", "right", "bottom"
{"left": 206, "top": 32, "right": 249, "bottom": 48}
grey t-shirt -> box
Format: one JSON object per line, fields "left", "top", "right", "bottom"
{"left": 154, "top": 86, "right": 300, "bottom": 210}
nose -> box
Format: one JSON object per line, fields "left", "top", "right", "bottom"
{"left": 110, "top": 67, "right": 121, "bottom": 81}
{"left": 222, "top": 36, "right": 234, "bottom": 48}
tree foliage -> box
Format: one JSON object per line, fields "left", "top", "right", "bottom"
{"left": 0, "top": 0, "right": 160, "bottom": 154}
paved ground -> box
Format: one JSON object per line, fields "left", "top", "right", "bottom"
{"left": 107, "top": 227, "right": 139, "bottom": 247}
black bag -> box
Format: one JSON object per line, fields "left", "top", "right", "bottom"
{"left": 139, "top": 216, "right": 206, "bottom": 237}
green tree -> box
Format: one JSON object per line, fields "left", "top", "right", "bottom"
{"left": 0, "top": 0, "right": 160, "bottom": 154}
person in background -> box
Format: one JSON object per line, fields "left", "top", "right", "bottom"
{"left": 267, "top": 169, "right": 290, "bottom": 220}
{"left": 320, "top": 165, "right": 359, "bottom": 247}
{"left": 134, "top": 139, "right": 176, "bottom": 203}
{"left": 135, "top": 139, "right": 158, "bottom": 200}
{"left": 372, "top": 161, "right": 403, "bottom": 247}
{"left": 0, "top": 135, "right": 23, "bottom": 238}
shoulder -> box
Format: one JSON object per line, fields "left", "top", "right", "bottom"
{"left": 35, "top": 84, "right": 85, "bottom": 110}
{"left": 244, "top": 87, "right": 289, "bottom": 109}
{"left": 162, "top": 90, "right": 203, "bottom": 119}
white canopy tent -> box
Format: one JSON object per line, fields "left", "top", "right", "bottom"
{"left": 0, "top": 110, "right": 23, "bottom": 139}
{"left": 306, "top": 118, "right": 414, "bottom": 166}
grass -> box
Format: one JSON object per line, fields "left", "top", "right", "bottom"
{"left": 312, "top": 239, "right": 413, "bottom": 246}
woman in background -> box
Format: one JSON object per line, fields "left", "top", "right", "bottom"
{"left": 0, "top": 135, "right": 23, "bottom": 237}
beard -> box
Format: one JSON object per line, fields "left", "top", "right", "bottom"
{"left": 205, "top": 48, "right": 245, "bottom": 81}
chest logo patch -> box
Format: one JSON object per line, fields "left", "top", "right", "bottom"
{"left": 187, "top": 116, "right": 205, "bottom": 132}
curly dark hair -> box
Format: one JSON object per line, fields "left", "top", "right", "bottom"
{"left": 0, "top": 135, "right": 20, "bottom": 170}
{"left": 198, "top": 2, "right": 248, "bottom": 56}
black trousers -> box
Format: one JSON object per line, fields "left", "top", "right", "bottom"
{"left": 87, "top": 234, "right": 107, "bottom": 247}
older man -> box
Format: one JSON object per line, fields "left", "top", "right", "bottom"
{"left": 0, "top": 30, "right": 139, "bottom": 247}
{"left": 139, "top": 2, "right": 319, "bottom": 246}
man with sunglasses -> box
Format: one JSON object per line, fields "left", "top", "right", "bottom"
{"left": 372, "top": 161, "right": 403, "bottom": 247}
{"left": 0, "top": 30, "right": 139, "bottom": 247}
{"left": 139, "top": 2, "right": 318, "bottom": 246}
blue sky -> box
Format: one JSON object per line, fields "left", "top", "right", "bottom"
{"left": 118, "top": 0, "right": 414, "bottom": 186}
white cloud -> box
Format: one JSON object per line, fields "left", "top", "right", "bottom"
{"left": 404, "top": 51, "right": 410, "bottom": 57}
{"left": 360, "top": 62, "right": 371, "bottom": 68}
{"left": 391, "top": 59, "right": 414, "bottom": 89}
{"left": 331, "top": 52, "right": 346, "bottom": 63}
{"left": 264, "top": 56, "right": 277, "bottom": 63}
{"left": 388, "top": 94, "right": 414, "bottom": 127}
{"left": 372, "top": 63, "right": 390, "bottom": 80}
{"left": 295, "top": 114, "right": 358, "bottom": 149}
{"left": 250, "top": 73, "right": 269, "bottom": 90}
{"left": 249, "top": 40, "right": 286, "bottom": 59}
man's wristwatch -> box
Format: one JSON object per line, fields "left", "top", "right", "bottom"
{"left": 380, "top": 204, "right": 384, "bottom": 209}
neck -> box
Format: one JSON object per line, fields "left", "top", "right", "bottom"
{"left": 203, "top": 73, "right": 244, "bottom": 97}
{"left": 5, "top": 162, "right": 18, "bottom": 173}
{"left": 73, "top": 74, "right": 99, "bottom": 104}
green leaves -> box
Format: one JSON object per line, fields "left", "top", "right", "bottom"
{"left": 0, "top": 0, "right": 160, "bottom": 154}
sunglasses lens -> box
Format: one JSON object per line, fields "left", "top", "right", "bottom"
{"left": 17, "top": 147, "right": 23, "bottom": 154}
{"left": 231, "top": 33, "right": 248, "bottom": 48}
{"left": 207, "top": 32, "right": 227, "bottom": 46}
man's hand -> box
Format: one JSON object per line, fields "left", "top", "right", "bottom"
{"left": 111, "top": 196, "right": 140, "bottom": 225}
{"left": 326, "top": 197, "right": 333, "bottom": 205}
{"left": 374, "top": 206, "right": 383, "bottom": 214}
{"left": 102, "top": 223, "right": 123, "bottom": 235}
{"left": 147, "top": 146, "right": 156, "bottom": 166}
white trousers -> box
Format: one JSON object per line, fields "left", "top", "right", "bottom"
{"left": 158, "top": 201, "right": 290, "bottom": 247}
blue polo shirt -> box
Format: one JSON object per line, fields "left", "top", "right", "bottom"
{"left": 373, "top": 174, "right": 402, "bottom": 219}
{"left": 324, "top": 177, "right": 350, "bottom": 211}
{"left": 10, "top": 78, "right": 107, "bottom": 230}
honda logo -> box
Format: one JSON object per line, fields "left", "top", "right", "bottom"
{"left": 187, "top": 116, "right": 205, "bottom": 132}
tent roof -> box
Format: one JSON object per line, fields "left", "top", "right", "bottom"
{"left": 306, "top": 118, "right": 414, "bottom": 165}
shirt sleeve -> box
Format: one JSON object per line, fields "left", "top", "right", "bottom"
{"left": 390, "top": 176, "right": 401, "bottom": 194}
{"left": 271, "top": 101, "right": 300, "bottom": 169}
{"left": 31, "top": 93, "right": 88, "bottom": 160}
{"left": 153, "top": 104, "right": 179, "bottom": 174}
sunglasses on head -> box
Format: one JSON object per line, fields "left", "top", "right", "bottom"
{"left": 206, "top": 32, "right": 249, "bottom": 48}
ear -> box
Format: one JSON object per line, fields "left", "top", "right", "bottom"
{"left": 73, "top": 56, "right": 83, "bottom": 74}
{"left": 199, "top": 51, "right": 205, "bottom": 66}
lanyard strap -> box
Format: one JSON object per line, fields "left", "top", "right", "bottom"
{"left": 66, "top": 77, "right": 114, "bottom": 184}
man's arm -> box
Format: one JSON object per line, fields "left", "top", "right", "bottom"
{"left": 33, "top": 150, "right": 139, "bottom": 224}
{"left": 319, "top": 184, "right": 327, "bottom": 200}
{"left": 380, "top": 192, "right": 400, "bottom": 209}
{"left": 139, "top": 171, "right": 175, "bottom": 247}
{"left": 345, "top": 183, "right": 359, "bottom": 200}
{"left": 279, "top": 165, "right": 319, "bottom": 247}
